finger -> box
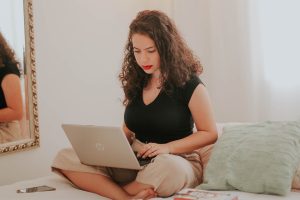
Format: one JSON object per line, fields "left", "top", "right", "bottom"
{"left": 148, "top": 149, "right": 160, "bottom": 157}
{"left": 139, "top": 149, "right": 152, "bottom": 158}
{"left": 137, "top": 150, "right": 146, "bottom": 157}
{"left": 141, "top": 148, "right": 152, "bottom": 158}
{"left": 137, "top": 144, "right": 152, "bottom": 157}
{"left": 148, "top": 151, "right": 158, "bottom": 157}
{"left": 137, "top": 149, "right": 146, "bottom": 157}
{"left": 143, "top": 148, "right": 158, "bottom": 158}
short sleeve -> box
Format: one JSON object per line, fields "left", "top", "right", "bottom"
{"left": 0, "top": 64, "right": 20, "bottom": 84}
{"left": 182, "top": 75, "right": 203, "bottom": 104}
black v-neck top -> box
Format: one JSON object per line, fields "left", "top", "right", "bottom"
{"left": 0, "top": 64, "right": 20, "bottom": 109}
{"left": 124, "top": 75, "right": 203, "bottom": 144}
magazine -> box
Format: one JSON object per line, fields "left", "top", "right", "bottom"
{"left": 168, "top": 188, "right": 238, "bottom": 200}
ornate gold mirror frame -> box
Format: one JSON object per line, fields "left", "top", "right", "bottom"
{"left": 0, "top": 0, "right": 39, "bottom": 155}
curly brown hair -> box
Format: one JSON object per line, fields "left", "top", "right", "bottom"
{"left": 0, "top": 32, "right": 21, "bottom": 72}
{"left": 119, "top": 10, "right": 203, "bottom": 106}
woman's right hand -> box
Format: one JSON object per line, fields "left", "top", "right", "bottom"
{"left": 137, "top": 142, "right": 170, "bottom": 158}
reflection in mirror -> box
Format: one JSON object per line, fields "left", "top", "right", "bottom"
{"left": 0, "top": 0, "right": 39, "bottom": 154}
{"left": 0, "top": 32, "right": 24, "bottom": 143}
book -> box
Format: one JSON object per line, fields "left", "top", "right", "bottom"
{"left": 169, "top": 188, "right": 238, "bottom": 200}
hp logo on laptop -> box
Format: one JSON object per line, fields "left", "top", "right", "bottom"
{"left": 95, "top": 143, "right": 105, "bottom": 151}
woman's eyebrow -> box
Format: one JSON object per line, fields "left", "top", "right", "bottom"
{"left": 133, "top": 46, "right": 155, "bottom": 50}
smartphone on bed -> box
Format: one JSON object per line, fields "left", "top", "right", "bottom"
{"left": 16, "top": 185, "right": 56, "bottom": 193}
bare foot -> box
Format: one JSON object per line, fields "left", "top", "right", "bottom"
{"left": 131, "top": 188, "right": 157, "bottom": 200}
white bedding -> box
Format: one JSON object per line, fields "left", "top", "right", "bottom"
{"left": 1, "top": 173, "right": 299, "bottom": 200}
{"left": 0, "top": 174, "right": 108, "bottom": 200}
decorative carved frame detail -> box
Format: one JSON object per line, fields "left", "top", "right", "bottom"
{"left": 0, "top": 0, "right": 40, "bottom": 154}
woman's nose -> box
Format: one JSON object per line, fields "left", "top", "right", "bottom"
{"left": 140, "top": 52, "right": 148, "bottom": 63}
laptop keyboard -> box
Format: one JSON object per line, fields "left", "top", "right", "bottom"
{"left": 134, "top": 152, "right": 152, "bottom": 166}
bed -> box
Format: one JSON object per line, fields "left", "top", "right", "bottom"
{"left": 0, "top": 173, "right": 299, "bottom": 200}
{"left": 2, "top": 121, "right": 299, "bottom": 199}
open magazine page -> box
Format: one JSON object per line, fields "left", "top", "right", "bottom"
{"left": 158, "top": 188, "right": 238, "bottom": 200}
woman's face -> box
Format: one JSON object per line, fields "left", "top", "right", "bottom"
{"left": 132, "top": 33, "right": 161, "bottom": 77}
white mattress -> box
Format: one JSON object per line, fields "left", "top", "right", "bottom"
{"left": 1, "top": 174, "right": 299, "bottom": 200}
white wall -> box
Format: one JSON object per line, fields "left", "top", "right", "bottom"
{"left": 0, "top": 0, "right": 172, "bottom": 186}
{"left": 0, "top": 0, "right": 24, "bottom": 60}
{"left": 2, "top": 0, "right": 299, "bottom": 186}
{"left": 173, "top": 0, "right": 300, "bottom": 122}
{"left": 173, "top": 0, "right": 257, "bottom": 122}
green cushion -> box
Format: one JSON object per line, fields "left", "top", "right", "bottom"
{"left": 197, "top": 121, "right": 300, "bottom": 196}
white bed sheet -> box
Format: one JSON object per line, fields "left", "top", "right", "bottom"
{"left": 1, "top": 173, "right": 299, "bottom": 200}
{"left": 0, "top": 174, "right": 108, "bottom": 200}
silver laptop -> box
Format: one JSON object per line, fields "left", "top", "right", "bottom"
{"left": 62, "top": 124, "right": 151, "bottom": 170}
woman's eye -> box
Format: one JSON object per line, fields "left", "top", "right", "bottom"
{"left": 148, "top": 50, "right": 156, "bottom": 53}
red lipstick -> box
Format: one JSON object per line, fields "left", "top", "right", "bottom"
{"left": 143, "top": 65, "right": 153, "bottom": 70}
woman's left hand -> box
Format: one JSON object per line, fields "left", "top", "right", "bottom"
{"left": 137, "top": 143, "right": 170, "bottom": 158}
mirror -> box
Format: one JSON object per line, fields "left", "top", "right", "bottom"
{"left": 0, "top": 0, "right": 39, "bottom": 154}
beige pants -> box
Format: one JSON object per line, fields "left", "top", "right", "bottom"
{"left": 52, "top": 140, "right": 212, "bottom": 197}
{"left": 0, "top": 120, "right": 22, "bottom": 144}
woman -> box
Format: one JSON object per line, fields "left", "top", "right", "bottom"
{"left": 0, "top": 32, "right": 23, "bottom": 144}
{"left": 52, "top": 10, "right": 218, "bottom": 199}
